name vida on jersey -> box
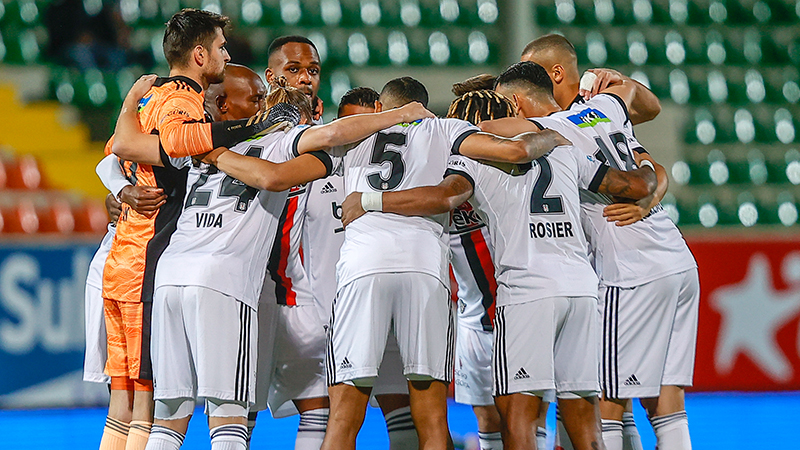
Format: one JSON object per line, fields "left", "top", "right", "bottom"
{"left": 196, "top": 212, "right": 223, "bottom": 228}
{"left": 529, "top": 220, "right": 574, "bottom": 239}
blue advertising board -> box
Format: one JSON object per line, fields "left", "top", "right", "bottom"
{"left": 0, "top": 240, "right": 109, "bottom": 408}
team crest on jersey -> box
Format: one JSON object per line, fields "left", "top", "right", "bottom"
{"left": 399, "top": 119, "right": 423, "bottom": 127}
{"left": 567, "top": 108, "right": 611, "bottom": 128}
{"left": 138, "top": 94, "right": 153, "bottom": 112}
{"left": 451, "top": 202, "right": 486, "bottom": 234}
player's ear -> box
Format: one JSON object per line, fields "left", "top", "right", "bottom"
{"left": 264, "top": 68, "right": 274, "bottom": 83}
{"left": 551, "top": 64, "right": 565, "bottom": 84}
{"left": 193, "top": 44, "right": 206, "bottom": 67}
{"left": 216, "top": 94, "right": 228, "bottom": 114}
{"left": 511, "top": 94, "right": 523, "bottom": 116}
{"left": 374, "top": 101, "right": 383, "bottom": 113}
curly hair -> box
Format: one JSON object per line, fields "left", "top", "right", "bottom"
{"left": 446, "top": 89, "right": 515, "bottom": 125}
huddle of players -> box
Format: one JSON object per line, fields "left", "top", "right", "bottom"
{"left": 83, "top": 7, "right": 700, "bottom": 450}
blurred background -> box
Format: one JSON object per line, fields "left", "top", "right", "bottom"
{"left": 0, "top": 0, "right": 799, "bottom": 447}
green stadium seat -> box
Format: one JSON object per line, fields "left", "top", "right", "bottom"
{"left": 0, "top": 0, "right": 40, "bottom": 28}
{"left": 775, "top": 191, "right": 799, "bottom": 226}
{"left": 427, "top": 30, "right": 452, "bottom": 65}
{"left": 2, "top": 28, "right": 40, "bottom": 64}
{"left": 475, "top": 0, "right": 500, "bottom": 25}
{"left": 386, "top": 30, "right": 411, "bottom": 65}
{"left": 398, "top": 0, "right": 423, "bottom": 27}
{"left": 318, "top": 0, "right": 343, "bottom": 26}
{"left": 774, "top": 108, "right": 797, "bottom": 144}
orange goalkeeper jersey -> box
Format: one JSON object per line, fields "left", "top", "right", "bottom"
{"left": 103, "top": 75, "right": 213, "bottom": 303}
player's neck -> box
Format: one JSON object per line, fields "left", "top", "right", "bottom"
{"left": 555, "top": 82, "right": 580, "bottom": 110}
{"left": 168, "top": 67, "right": 206, "bottom": 91}
{"left": 526, "top": 97, "right": 562, "bottom": 117}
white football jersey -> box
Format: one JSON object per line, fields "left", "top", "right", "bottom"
{"left": 446, "top": 146, "right": 604, "bottom": 306}
{"left": 449, "top": 202, "right": 496, "bottom": 332}
{"left": 337, "top": 118, "right": 480, "bottom": 288}
{"left": 155, "top": 126, "right": 312, "bottom": 309}
{"left": 261, "top": 185, "right": 314, "bottom": 306}
{"left": 302, "top": 172, "right": 345, "bottom": 323}
{"left": 533, "top": 94, "right": 697, "bottom": 287}
{"left": 86, "top": 224, "right": 116, "bottom": 289}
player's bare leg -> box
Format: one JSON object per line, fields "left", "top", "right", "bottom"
{"left": 557, "top": 396, "right": 605, "bottom": 450}
{"left": 293, "top": 397, "right": 330, "bottom": 450}
{"left": 598, "top": 395, "right": 626, "bottom": 450}
{"left": 320, "top": 384, "right": 371, "bottom": 450}
{"left": 101, "top": 382, "right": 134, "bottom": 450}
{"left": 474, "top": 404, "right": 503, "bottom": 450}
{"left": 125, "top": 385, "right": 154, "bottom": 450}
{"left": 376, "top": 394, "right": 419, "bottom": 450}
{"left": 407, "top": 380, "right": 453, "bottom": 450}
{"left": 494, "top": 393, "right": 542, "bottom": 450}
{"left": 640, "top": 386, "right": 691, "bottom": 450}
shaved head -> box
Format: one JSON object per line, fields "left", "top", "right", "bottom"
{"left": 521, "top": 34, "right": 580, "bottom": 110}
{"left": 205, "top": 63, "right": 267, "bottom": 121}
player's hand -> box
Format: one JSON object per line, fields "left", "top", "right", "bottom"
{"left": 341, "top": 192, "right": 367, "bottom": 228}
{"left": 197, "top": 147, "right": 227, "bottom": 166}
{"left": 124, "top": 74, "right": 157, "bottom": 104}
{"left": 313, "top": 97, "right": 324, "bottom": 122}
{"left": 119, "top": 185, "right": 166, "bottom": 217}
{"left": 248, "top": 103, "right": 301, "bottom": 138}
{"left": 397, "top": 102, "right": 435, "bottom": 123}
{"left": 105, "top": 193, "right": 122, "bottom": 223}
{"left": 603, "top": 202, "right": 650, "bottom": 226}
{"left": 580, "top": 68, "right": 624, "bottom": 100}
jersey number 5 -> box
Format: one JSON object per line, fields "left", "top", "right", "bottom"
{"left": 530, "top": 157, "right": 564, "bottom": 215}
{"left": 367, "top": 132, "right": 406, "bottom": 191}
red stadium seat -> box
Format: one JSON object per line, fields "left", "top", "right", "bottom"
{"left": 5, "top": 155, "right": 42, "bottom": 190}
{"left": 37, "top": 200, "right": 75, "bottom": 234}
{"left": 73, "top": 201, "right": 108, "bottom": 233}
{"left": 1, "top": 200, "right": 39, "bottom": 234}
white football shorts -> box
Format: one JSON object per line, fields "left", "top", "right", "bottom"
{"left": 151, "top": 285, "right": 256, "bottom": 411}
{"left": 268, "top": 303, "right": 328, "bottom": 418}
{"left": 600, "top": 268, "right": 700, "bottom": 399}
{"left": 327, "top": 273, "right": 455, "bottom": 385}
{"left": 493, "top": 297, "right": 600, "bottom": 398}
{"left": 84, "top": 283, "right": 110, "bottom": 384}
{"left": 454, "top": 324, "right": 493, "bottom": 406}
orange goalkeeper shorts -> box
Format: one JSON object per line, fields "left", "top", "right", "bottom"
{"left": 104, "top": 298, "right": 153, "bottom": 381}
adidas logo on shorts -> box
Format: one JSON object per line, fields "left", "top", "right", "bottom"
{"left": 513, "top": 367, "right": 530, "bottom": 380}
{"left": 623, "top": 374, "right": 641, "bottom": 386}
{"left": 320, "top": 182, "right": 337, "bottom": 194}
{"left": 339, "top": 357, "right": 353, "bottom": 370}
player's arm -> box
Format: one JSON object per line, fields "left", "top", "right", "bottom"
{"left": 458, "top": 129, "right": 570, "bottom": 163}
{"left": 159, "top": 98, "right": 301, "bottom": 158}
{"left": 594, "top": 164, "right": 657, "bottom": 201}
{"left": 95, "top": 153, "right": 167, "bottom": 217}
{"left": 602, "top": 151, "right": 668, "bottom": 226}
{"left": 295, "top": 102, "right": 434, "bottom": 154}
{"left": 583, "top": 68, "right": 661, "bottom": 125}
{"left": 340, "top": 174, "right": 474, "bottom": 227}
{"left": 203, "top": 148, "right": 332, "bottom": 192}
{"left": 110, "top": 75, "right": 164, "bottom": 166}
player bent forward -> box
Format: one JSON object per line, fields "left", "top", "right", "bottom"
{"left": 340, "top": 90, "right": 657, "bottom": 450}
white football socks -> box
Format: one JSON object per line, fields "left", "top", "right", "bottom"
{"left": 621, "top": 411, "right": 643, "bottom": 450}
{"left": 144, "top": 425, "right": 184, "bottom": 450}
{"left": 385, "top": 406, "right": 418, "bottom": 450}
{"left": 601, "top": 419, "right": 624, "bottom": 450}
{"left": 650, "top": 411, "right": 691, "bottom": 450}
{"left": 210, "top": 424, "right": 248, "bottom": 450}
{"left": 535, "top": 426, "right": 547, "bottom": 450}
{"left": 295, "top": 408, "right": 328, "bottom": 450}
{"left": 477, "top": 431, "right": 503, "bottom": 450}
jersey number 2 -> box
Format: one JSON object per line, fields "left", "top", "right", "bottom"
{"left": 530, "top": 157, "right": 564, "bottom": 214}
{"left": 367, "top": 132, "right": 406, "bottom": 191}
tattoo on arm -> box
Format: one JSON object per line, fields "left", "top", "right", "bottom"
{"left": 599, "top": 169, "right": 646, "bottom": 199}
